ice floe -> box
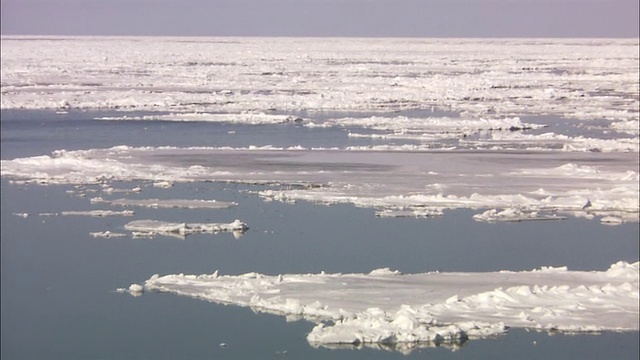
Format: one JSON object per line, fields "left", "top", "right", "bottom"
{"left": 95, "top": 112, "right": 305, "bottom": 125}
{"left": 124, "top": 219, "right": 248, "bottom": 238}
{"left": 94, "top": 198, "right": 237, "bottom": 209}
{"left": 308, "top": 115, "right": 541, "bottom": 132}
{"left": 61, "top": 210, "right": 135, "bottom": 217}
{"left": 137, "top": 261, "right": 639, "bottom": 349}
{"left": 90, "top": 231, "right": 127, "bottom": 238}
{"left": 472, "top": 208, "right": 567, "bottom": 222}
{"left": 609, "top": 119, "right": 640, "bottom": 136}
{"left": 461, "top": 132, "right": 639, "bottom": 153}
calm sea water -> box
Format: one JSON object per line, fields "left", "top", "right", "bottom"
{"left": 1, "top": 110, "right": 638, "bottom": 359}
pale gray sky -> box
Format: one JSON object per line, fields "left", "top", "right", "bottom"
{"left": 1, "top": 0, "right": 638, "bottom": 37}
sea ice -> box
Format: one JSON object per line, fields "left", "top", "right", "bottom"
{"left": 2, "top": 37, "right": 637, "bottom": 124}
{"left": 138, "top": 261, "right": 639, "bottom": 349}
{"left": 124, "top": 219, "right": 248, "bottom": 237}
{"left": 90, "top": 231, "right": 127, "bottom": 238}
{"left": 95, "top": 112, "right": 304, "bottom": 125}
{"left": 473, "top": 208, "right": 567, "bottom": 222}
{"left": 61, "top": 210, "right": 135, "bottom": 217}
{"left": 1, "top": 146, "right": 637, "bottom": 223}
{"left": 1, "top": 37, "right": 638, "bottom": 224}
{"left": 101, "top": 198, "right": 237, "bottom": 209}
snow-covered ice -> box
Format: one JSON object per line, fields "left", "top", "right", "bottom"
{"left": 2, "top": 37, "right": 638, "bottom": 124}
{"left": 139, "top": 261, "right": 639, "bottom": 347}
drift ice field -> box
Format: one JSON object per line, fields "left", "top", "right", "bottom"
{"left": 1, "top": 36, "right": 638, "bottom": 353}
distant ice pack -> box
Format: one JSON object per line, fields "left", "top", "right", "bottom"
{"left": 2, "top": 37, "right": 638, "bottom": 125}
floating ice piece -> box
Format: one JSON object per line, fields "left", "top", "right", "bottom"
{"left": 129, "top": 283, "right": 144, "bottom": 293}
{"left": 462, "top": 132, "right": 640, "bottom": 153}
{"left": 124, "top": 219, "right": 248, "bottom": 237}
{"left": 61, "top": 210, "right": 135, "bottom": 217}
{"left": 139, "top": 261, "right": 639, "bottom": 351}
{"left": 38, "top": 212, "right": 59, "bottom": 217}
{"left": 102, "top": 186, "right": 142, "bottom": 193}
{"left": 375, "top": 208, "right": 444, "bottom": 218}
{"left": 600, "top": 216, "right": 624, "bottom": 225}
{"left": 610, "top": 120, "right": 640, "bottom": 136}
{"left": 107, "top": 198, "right": 237, "bottom": 209}
{"left": 116, "top": 283, "right": 145, "bottom": 296}
{"left": 307, "top": 115, "right": 542, "bottom": 134}
{"left": 90, "top": 231, "right": 127, "bottom": 238}
{"left": 472, "top": 208, "right": 566, "bottom": 222}
{"left": 96, "top": 112, "right": 305, "bottom": 125}
{"left": 153, "top": 181, "right": 174, "bottom": 188}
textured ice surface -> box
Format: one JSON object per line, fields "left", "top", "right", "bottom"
{"left": 2, "top": 37, "right": 638, "bottom": 123}
{"left": 140, "top": 261, "right": 639, "bottom": 347}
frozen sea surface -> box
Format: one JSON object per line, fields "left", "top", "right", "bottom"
{"left": 1, "top": 36, "right": 639, "bottom": 358}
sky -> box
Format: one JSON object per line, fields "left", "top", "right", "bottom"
{"left": 1, "top": 0, "right": 638, "bottom": 38}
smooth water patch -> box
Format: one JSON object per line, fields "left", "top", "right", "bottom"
{"left": 0, "top": 109, "right": 372, "bottom": 160}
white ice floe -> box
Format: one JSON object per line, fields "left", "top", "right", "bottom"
{"left": 308, "top": 115, "right": 541, "bottom": 132}
{"left": 101, "top": 186, "right": 142, "bottom": 194}
{"left": 600, "top": 216, "right": 625, "bottom": 225}
{"left": 472, "top": 208, "right": 567, "bottom": 222}
{"left": 338, "top": 115, "right": 547, "bottom": 145}
{"left": 128, "top": 283, "right": 144, "bottom": 293}
{"left": 61, "top": 210, "right": 135, "bottom": 217}
{"left": 609, "top": 119, "right": 640, "bottom": 136}
{"left": 139, "top": 261, "right": 639, "bottom": 349}
{"left": 1, "top": 146, "right": 637, "bottom": 223}
{"left": 98, "top": 198, "right": 237, "bottom": 209}
{"left": 38, "top": 212, "right": 59, "bottom": 217}
{"left": 462, "top": 132, "right": 639, "bottom": 153}
{"left": 124, "top": 219, "right": 248, "bottom": 237}
{"left": 90, "top": 231, "right": 127, "bottom": 238}
{"left": 115, "top": 283, "right": 144, "bottom": 297}
{"left": 152, "top": 181, "right": 174, "bottom": 188}
{"left": 96, "top": 112, "right": 304, "bottom": 125}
